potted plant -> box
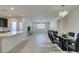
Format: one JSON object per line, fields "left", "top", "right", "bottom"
{"left": 62, "top": 32, "right": 68, "bottom": 38}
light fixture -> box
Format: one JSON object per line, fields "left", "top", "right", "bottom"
{"left": 11, "top": 7, "right": 14, "bottom": 10}
{"left": 9, "top": 14, "right": 11, "bottom": 16}
{"left": 59, "top": 10, "right": 69, "bottom": 17}
{"left": 59, "top": 5, "right": 69, "bottom": 17}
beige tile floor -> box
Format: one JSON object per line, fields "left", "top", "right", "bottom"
{"left": 8, "top": 32, "right": 63, "bottom": 53}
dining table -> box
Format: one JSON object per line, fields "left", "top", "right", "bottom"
{"left": 58, "top": 35, "right": 76, "bottom": 51}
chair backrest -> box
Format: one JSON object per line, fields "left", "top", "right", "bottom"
{"left": 68, "top": 32, "right": 75, "bottom": 37}
{"left": 75, "top": 33, "right": 79, "bottom": 52}
{"left": 53, "top": 31, "right": 58, "bottom": 34}
{"left": 75, "top": 33, "right": 79, "bottom": 44}
{"left": 48, "top": 31, "right": 53, "bottom": 39}
{"left": 76, "top": 33, "right": 79, "bottom": 39}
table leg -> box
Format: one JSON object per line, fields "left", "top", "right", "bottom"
{"left": 66, "top": 41, "right": 68, "bottom": 51}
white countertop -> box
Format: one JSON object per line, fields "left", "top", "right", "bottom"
{"left": 0, "top": 31, "right": 23, "bottom": 37}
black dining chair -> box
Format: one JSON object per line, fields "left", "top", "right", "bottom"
{"left": 75, "top": 33, "right": 79, "bottom": 52}
{"left": 48, "top": 30, "right": 60, "bottom": 44}
{"left": 52, "top": 31, "right": 60, "bottom": 44}
{"left": 48, "top": 31, "right": 54, "bottom": 43}
{"left": 68, "top": 32, "right": 75, "bottom": 37}
{"left": 52, "top": 31, "right": 58, "bottom": 40}
{"left": 53, "top": 31, "right": 58, "bottom": 34}
{"left": 68, "top": 32, "right": 75, "bottom": 45}
{"left": 58, "top": 36, "right": 67, "bottom": 51}
{"left": 68, "top": 33, "right": 79, "bottom": 52}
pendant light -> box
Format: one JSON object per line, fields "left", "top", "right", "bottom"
{"left": 59, "top": 5, "right": 69, "bottom": 17}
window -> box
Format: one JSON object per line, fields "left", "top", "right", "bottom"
{"left": 12, "top": 21, "right": 17, "bottom": 31}
{"left": 37, "top": 24, "right": 45, "bottom": 29}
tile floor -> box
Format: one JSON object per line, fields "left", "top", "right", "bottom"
{"left": 8, "top": 32, "right": 63, "bottom": 53}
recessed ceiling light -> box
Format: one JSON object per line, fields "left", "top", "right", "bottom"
{"left": 11, "top": 7, "right": 14, "bottom": 10}
{"left": 9, "top": 14, "right": 11, "bottom": 16}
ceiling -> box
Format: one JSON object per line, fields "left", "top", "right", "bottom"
{"left": 0, "top": 5, "right": 78, "bottom": 20}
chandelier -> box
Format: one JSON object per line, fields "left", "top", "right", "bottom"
{"left": 59, "top": 5, "right": 69, "bottom": 17}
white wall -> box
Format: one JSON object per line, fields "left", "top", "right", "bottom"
{"left": 66, "top": 8, "right": 79, "bottom": 33}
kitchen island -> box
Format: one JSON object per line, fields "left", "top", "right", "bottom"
{"left": 0, "top": 31, "right": 26, "bottom": 53}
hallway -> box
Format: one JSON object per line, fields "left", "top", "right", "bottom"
{"left": 8, "top": 32, "right": 62, "bottom": 53}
